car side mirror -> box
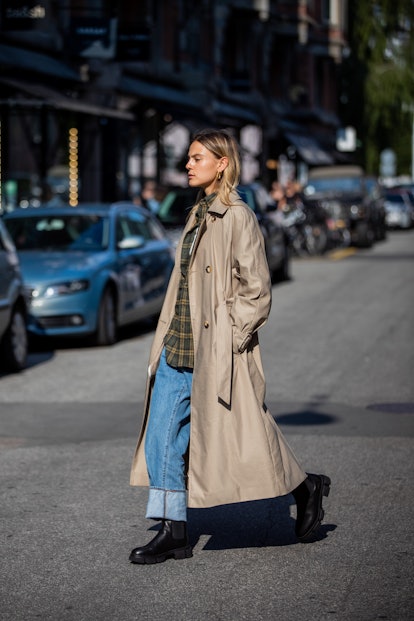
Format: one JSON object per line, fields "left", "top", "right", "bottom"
{"left": 117, "top": 235, "right": 146, "bottom": 250}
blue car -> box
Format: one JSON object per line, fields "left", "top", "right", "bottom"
{"left": 3, "top": 203, "right": 175, "bottom": 345}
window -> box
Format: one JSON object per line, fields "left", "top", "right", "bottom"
{"left": 6, "top": 214, "right": 108, "bottom": 250}
{"left": 222, "top": 9, "right": 254, "bottom": 91}
{"left": 321, "top": 0, "right": 330, "bottom": 22}
{"left": 116, "top": 212, "right": 153, "bottom": 245}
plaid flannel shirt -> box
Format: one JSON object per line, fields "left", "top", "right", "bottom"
{"left": 164, "top": 192, "right": 216, "bottom": 369}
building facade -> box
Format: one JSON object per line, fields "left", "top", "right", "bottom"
{"left": 0, "top": 0, "right": 348, "bottom": 209}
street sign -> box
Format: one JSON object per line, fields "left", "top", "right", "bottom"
{"left": 380, "top": 149, "right": 396, "bottom": 177}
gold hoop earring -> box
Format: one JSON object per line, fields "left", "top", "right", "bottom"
{"left": 217, "top": 171, "right": 223, "bottom": 181}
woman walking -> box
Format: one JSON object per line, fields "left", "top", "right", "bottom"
{"left": 129, "top": 129, "right": 330, "bottom": 564}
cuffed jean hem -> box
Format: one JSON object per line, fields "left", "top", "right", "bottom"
{"left": 145, "top": 487, "right": 187, "bottom": 522}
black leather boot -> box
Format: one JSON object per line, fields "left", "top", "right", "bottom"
{"left": 292, "top": 473, "right": 331, "bottom": 541}
{"left": 129, "top": 520, "right": 192, "bottom": 564}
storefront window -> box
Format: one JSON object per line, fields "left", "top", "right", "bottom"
{"left": 0, "top": 106, "right": 75, "bottom": 210}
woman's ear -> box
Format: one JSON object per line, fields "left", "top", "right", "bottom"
{"left": 218, "top": 156, "right": 229, "bottom": 173}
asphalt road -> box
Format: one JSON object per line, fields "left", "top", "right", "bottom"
{"left": 1, "top": 230, "right": 413, "bottom": 621}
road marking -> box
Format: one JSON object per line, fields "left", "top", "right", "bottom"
{"left": 0, "top": 437, "right": 28, "bottom": 448}
{"left": 327, "top": 247, "right": 357, "bottom": 261}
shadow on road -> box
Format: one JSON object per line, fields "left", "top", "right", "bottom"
{"left": 0, "top": 317, "right": 157, "bottom": 378}
{"left": 26, "top": 316, "right": 157, "bottom": 354}
{"left": 186, "top": 498, "right": 336, "bottom": 550}
{"left": 0, "top": 349, "right": 55, "bottom": 378}
{"left": 275, "top": 409, "right": 337, "bottom": 426}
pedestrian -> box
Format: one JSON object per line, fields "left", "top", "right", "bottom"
{"left": 140, "top": 180, "right": 160, "bottom": 214}
{"left": 129, "top": 128, "right": 330, "bottom": 564}
{"left": 268, "top": 180, "right": 288, "bottom": 226}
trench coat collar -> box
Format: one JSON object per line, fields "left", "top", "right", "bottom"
{"left": 185, "top": 189, "right": 243, "bottom": 264}
{"left": 185, "top": 190, "right": 241, "bottom": 227}
{"left": 206, "top": 189, "right": 243, "bottom": 217}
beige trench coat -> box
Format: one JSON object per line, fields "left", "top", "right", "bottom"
{"left": 130, "top": 191, "right": 306, "bottom": 508}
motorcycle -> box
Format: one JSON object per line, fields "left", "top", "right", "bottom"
{"left": 279, "top": 198, "right": 329, "bottom": 256}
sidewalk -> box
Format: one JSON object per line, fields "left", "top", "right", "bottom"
{"left": 1, "top": 425, "right": 413, "bottom": 621}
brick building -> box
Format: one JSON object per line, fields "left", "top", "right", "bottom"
{"left": 0, "top": 0, "right": 348, "bottom": 208}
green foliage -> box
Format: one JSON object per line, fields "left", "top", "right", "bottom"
{"left": 340, "top": 0, "right": 414, "bottom": 176}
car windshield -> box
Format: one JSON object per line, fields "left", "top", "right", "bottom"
{"left": 157, "top": 191, "right": 198, "bottom": 226}
{"left": 385, "top": 194, "right": 404, "bottom": 204}
{"left": 5, "top": 214, "right": 109, "bottom": 251}
{"left": 305, "top": 177, "right": 362, "bottom": 195}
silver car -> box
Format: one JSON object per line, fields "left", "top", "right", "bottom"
{"left": 384, "top": 191, "right": 413, "bottom": 229}
{"left": 0, "top": 219, "right": 28, "bottom": 371}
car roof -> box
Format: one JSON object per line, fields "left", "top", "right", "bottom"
{"left": 307, "top": 165, "right": 364, "bottom": 180}
{"left": 3, "top": 202, "right": 150, "bottom": 218}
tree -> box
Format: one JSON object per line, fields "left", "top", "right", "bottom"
{"left": 340, "top": 0, "right": 414, "bottom": 176}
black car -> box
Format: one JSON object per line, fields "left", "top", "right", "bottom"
{"left": 303, "top": 166, "right": 384, "bottom": 247}
{"left": 365, "top": 176, "right": 387, "bottom": 240}
{"left": 156, "top": 187, "right": 199, "bottom": 247}
{"left": 236, "top": 183, "right": 290, "bottom": 282}
{"left": 157, "top": 184, "right": 290, "bottom": 282}
{"left": 0, "top": 218, "right": 28, "bottom": 371}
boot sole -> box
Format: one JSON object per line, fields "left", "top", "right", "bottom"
{"left": 297, "top": 474, "right": 331, "bottom": 542}
{"left": 130, "top": 545, "right": 193, "bottom": 565}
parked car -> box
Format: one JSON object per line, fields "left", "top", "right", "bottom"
{"left": 156, "top": 186, "right": 199, "bottom": 247}
{"left": 3, "top": 203, "right": 175, "bottom": 345}
{"left": 237, "top": 183, "right": 290, "bottom": 281}
{"left": 0, "top": 218, "right": 28, "bottom": 371}
{"left": 392, "top": 182, "right": 414, "bottom": 203}
{"left": 388, "top": 184, "right": 414, "bottom": 226}
{"left": 157, "top": 184, "right": 290, "bottom": 282}
{"left": 383, "top": 189, "right": 413, "bottom": 229}
{"left": 365, "top": 176, "right": 387, "bottom": 240}
{"left": 303, "top": 166, "right": 384, "bottom": 247}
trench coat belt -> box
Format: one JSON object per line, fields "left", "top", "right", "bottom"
{"left": 216, "top": 300, "right": 233, "bottom": 407}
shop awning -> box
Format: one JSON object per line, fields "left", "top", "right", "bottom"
{"left": 284, "top": 131, "right": 334, "bottom": 165}
{"left": 120, "top": 78, "right": 260, "bottom": 125}
{"left": 0, "top": 44, "right": 80, "bottom": 82}
{"left": 120, "top": 76, "right": 201, "bottom": 111}
{"left": 213, "top": 101, "right": 261, "bottom": 125}
{"left": 0, "top": 78, "right": 135, "bottom": 120}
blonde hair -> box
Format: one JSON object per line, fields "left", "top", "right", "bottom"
{"left": 191, "top": 128, "right": 241, "bottom": 205}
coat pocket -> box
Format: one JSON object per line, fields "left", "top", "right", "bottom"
{"left": 216, "top": 300, "right": 233, "bottom": 407}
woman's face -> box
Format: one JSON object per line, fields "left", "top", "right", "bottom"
{"left": 186, "top": 140, "right": 227, "bottom": 195}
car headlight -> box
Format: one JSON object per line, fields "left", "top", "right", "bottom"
{"left": 33, "top": 279, "right": 90, "bottom": 299}
{"left": 350, "top": 204, "right": 364, "bottom": 217}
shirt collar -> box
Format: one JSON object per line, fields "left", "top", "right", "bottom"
{"left": 200, "top": 191, "right": 217, "bottom": 208}
{"left": 195, "top": 192, "right": 217, "bottom": 222}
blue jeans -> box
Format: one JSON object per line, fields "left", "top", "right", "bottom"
{"left": 145, "top": 348, "right": 193, "bottom": 522}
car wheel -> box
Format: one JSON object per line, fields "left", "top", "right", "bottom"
{"left": 375, "top": 219, "right": 386, "bottom": 241}
{"left": 95, "top": 286, "right": 117, "bottom": 346}
{"left": 272, "top": 246, "right": 290, "bottom": 282}
{"left": 378, "top": 221, "right": 387, "bottom": 241}
{"left": 1, "top": 304, "right": 28, "bottom": 372}
{"left": 354, "top": 221, "right": 374, "bottom": 248}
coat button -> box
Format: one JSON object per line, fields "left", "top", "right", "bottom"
{"left": 204, "top": 321, "right": 209, "bottom": 328}
{"left": 211, "top": 216, "right": 216, "bottom": 221}
{"left": 206, "top": 265, "right": 212, "bottom": 273}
